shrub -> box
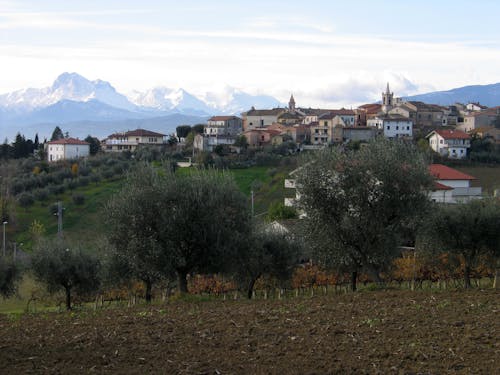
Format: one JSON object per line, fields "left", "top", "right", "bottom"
{"left": 33, "top": 188, "right": 49, "bottom": 201}
{"left": 77, "top": 176, "right": 90, "bottom": 187}
{"left": 17, "top": 192, "right": 35, "bottom": 207}
{"left": 90, "top": 174, "right": 101, "bottom": 184}
{"left": 72, "top": 193, "right": 85, "bottom": 205}
{"left": 78, "top": 166, "right": 91, "bottom": 176}
{"left": 48, "top": 184, "right": 65, "bottom": 195}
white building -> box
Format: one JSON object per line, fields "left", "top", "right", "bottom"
{"left": 429, "top": 164, "right": 482, "bottom": 203}
{"left": 104, "top": 129, "right": 166, "bottom": 152}
{"left": 426, "top": 129, "right": 470, "bottom": 159}
{"left": 46, "top": 138, "right": 90, "bottom": 162}
{"left": 367, "top": 114, "right": 413, "bottom": 139}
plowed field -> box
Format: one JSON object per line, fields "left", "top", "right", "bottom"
{"left": 1, "top": 289, "right": 498, "bottom": 374}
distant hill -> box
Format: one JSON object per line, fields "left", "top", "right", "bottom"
{"left": 404, "top": 83, "right": 500, "bottom": 107}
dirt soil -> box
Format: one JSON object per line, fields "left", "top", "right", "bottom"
{"left": 0, "top": 289, "right": 498, "bottom": 374}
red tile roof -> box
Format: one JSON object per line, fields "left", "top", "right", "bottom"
{"left": 429, "top": 129, "right": 470, "bottom": 140}
{"left": 47, "top": 137, "right": 89, "bottom": 145}
{"left": 108, "top": 129, "right": 165, "bottom": 138}
{"left": 433, "top": 182, "right": 454, "bottom": 191}
{"left": 429, "top": 164, "right": 476, "bottom": 180}
{"left": 209, "top": 116, "right": 240, "bottom": 121}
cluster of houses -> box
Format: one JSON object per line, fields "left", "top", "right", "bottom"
{"left": 44, "top": 84, "right": 497, "bottom": 205}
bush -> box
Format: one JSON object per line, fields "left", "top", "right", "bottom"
{"left": 33, "top": 188, "right": 49, "bottom": 201}
{"left": 48, "top": 184, "right": 65, "bottom": 195}
{"left": 77, "top": 176, "right": 90, "bottom": 187}
{"left": 72, "top": 193, "right": 85, "bottom": 205}
{"left": 17, "top": 192, "right": 35, "bottom": 207}
{"left": 64, "top": 178, "right": 78, "bottom": 190}
{"left": 90, "top": 174, "right": 101, "bottom": 184}
{"left": 78, "top": 166, "right": 91, "bottom": 176}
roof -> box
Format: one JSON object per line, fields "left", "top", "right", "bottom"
{"left": 245, "top": 108, "right": 285, "bottom": 116}
{"left": 47, "top": 137, "right": 89, "bottom": 145}
{"left": 429, "top": 164, "right": 476, "bottom": 181}
{"left": 208, "top": 115, "right": 240, "bottom": 121}
{"left": 433, "top": 181, "right": 454, "bottom": 191}
{"left": 427, "top": 129, "right": 470, "bottom": 140}
{"left": 319, "top": 109, "right": 356, "bottom": 120}
{"left": 108, "top": 129, "right": 165, "bottom": 138}
{"left": 358, "top": 104, "right": 382, "bottom": 114}
{"left": 407, "top": 101, "right": 445, "bottom": 112}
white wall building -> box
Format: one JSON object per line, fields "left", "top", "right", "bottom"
{"left": 46, "top": 138, "right": 90, "bottom": 162}
{"left": 426, "top": 129, "right": 470, "bottom": 159}
{"left": 367, "top": 115, "right": 413, "bottom": 139}
{"left": 104, "top": 129, "right": 166, "bottom": 152}
{"left": 429, "top": 164, "right": 482, "bottom": 203}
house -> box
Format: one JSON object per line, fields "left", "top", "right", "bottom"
{"left": 426, "top": 129, "right": 470, "bottom": 159}
{"left": 198, "top": 115, "right": 243, "bottom": 151}
{"left": 470, "top": 126, "right": 500, "bottom": 144}
{"left": 104, "top": 129, "right": 166, "bottom": 152}
{"left": 367, "top": 114, "right": 413, "bottom": 139}
{"left": 459, "top": 107, "right": 500, "bottom": 132}
{"left": 466, "top": 102, "right": 488, "bottom": 112}
{"left": 242, "top": 108, "right": 286, "bottom": 131}
{"left": 46, "top": 138, "right": 90, "bottom": 162}
{"left": 429, "top": 164, "right": 482, "bottom": 203}
{"left": 243, "top": 128, "right": 282, "bottom": 147}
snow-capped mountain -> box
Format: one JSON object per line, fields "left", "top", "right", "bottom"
{"left": 0, "top": 72, "right": 136, "bottom": 111}
{"left": 127, "top": 87, "right": 214, "bottom": 116}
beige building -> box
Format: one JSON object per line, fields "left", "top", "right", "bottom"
{"left": 104, "top": 129, "right": 165, "bottom": 152}
{"left": 46, "top": 138, "right": 90, "bottom": 162}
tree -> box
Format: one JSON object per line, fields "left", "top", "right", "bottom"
{"left": 297, "top": 138, "right": 433, "bottom": 291}
{"left": 421, "top": 199, "right": 500, "bottom": 288}
{"left": 105, "top": 166, "right": 171, "bottom": 302}
{"left": 192, "top": 124, "right": 205, "bottom": 134}
{"left": 50, "top": 126, "right": 64, "bottom": 141}
{"left": 106, "top": 165, "right": 251, "bottom": 295}
{"left": 157, "top": 169, "right": 251, "bottom": 293}
{"left": 266, "top": 201, "right": 298, "bottom": 222}
{"left": 0, "top": 258, "right": 20, "bottom": 298}
{"left": 233, "top": 135, "right": 249, "bottom": 150}
{"left": 31, "top": 239, "right": 101, "bottom": 310}
{"left": 84, "top": 135, "right": 101, "bottom": 155}
{"left": 234, "top": 229, "right": 301, "bottom": 299}
{"left": 176, "top": 125, "right": 192, "bottom": 139}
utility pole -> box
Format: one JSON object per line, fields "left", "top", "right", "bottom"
{"left": 2, "top": 221, "right": 7, "bottom": 257}
{"left": 251, "top": 190, "right": 254, "bottom": 217}
{"left": 56, "top": 201, "right": 63, "bottom": 238}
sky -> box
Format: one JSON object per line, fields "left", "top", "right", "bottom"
{"left": 2, "top": 0, "right": 500, "bottom": 107}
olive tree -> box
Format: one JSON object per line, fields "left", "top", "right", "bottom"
{"left": 234, "top": 228, "right": 301, "bottom": 299}
{"left": 106, "top": 165, "right": 252, "bottom": 295}
{"left": 31, "top": 239, "right": 100, "bottom": 310}
{"left": 297, "top": 138, "right": 433, "bottom": 291}
{"left": 422, "top": 199, "right": 500, "bottom": 288}
{"left": 158, "top": 169, "right": 251, "bottom": 293}
{"left": 0, "top": 258, "right": 20, "bottom": 298}
{"left": 105, "top": 166, "right": 172, "bottom": 302}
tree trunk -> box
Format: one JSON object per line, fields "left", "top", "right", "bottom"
{"left": 247, "top": 278, "right": 257, "bottom": 299}
{"left": 145, "top": 280, "right": 153, "bottom": 303}
{"left": 247, "top": 274, "right": 261, "bottom": 299}
{"left": 351, "top": 270, "right": 357, "bottom": 292}
{"left": 464, "top": 265, "right": 472, "bottom": 289}
{"left": 493, "top": 268, "right": 499, "bottom": 289}
{"left": 177, "top": 270, "right": 188, "bottom": 294}
{"left": 65, "top": 286, "right": 71, "bottom": 311}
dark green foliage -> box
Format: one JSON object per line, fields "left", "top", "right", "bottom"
{"left": 192, "top": 124, "right": 205, "bottom": 134}
{"left": 105, "top": 165, "right": 252, "bottom": 295}
{"left": 84, "top": 135, "right": 101, "bottom": 155}
{"left": 17, "top": 192, "right": 34, "bottom": 207}
{"left": 233, "top": 135, "right": 249, "bottom": 150}
{"left": 266, "top": 201, "right": 298, "bottom": 221}
{"left": 0, "top": 259, "right": 20, "bottom": 298}
{"left": 421, "top": 199, "right": 500, "bottom": 288}
{"left": 176, "top": 125, "right": 192, "bottom": 139}
{"left": 72, "top": 193, "right": 85, "bottom": 205}
{"left": 31, "top": 239, "right": 101, "bottom": 310}
{"left": 50, "top": 126, "right": 64, "bottom": 141}
{"left": 234, "top": 229, "right": 301, "bottom": 299}
{"left": 297, "top": 138, "right": 433, "bottom": 289}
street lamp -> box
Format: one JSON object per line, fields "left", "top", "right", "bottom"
{"left": 2, "top": 221, "right": 7, "bottom": 257}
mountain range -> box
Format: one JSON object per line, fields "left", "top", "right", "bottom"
{"left": 404, "top": 82, "right": 500, "bottom": 107}
{"left": 0, "top": 72, "right": 282, "bottom": 141}
{"left": 1, "top": 72, "right": 500, "bottom": 142}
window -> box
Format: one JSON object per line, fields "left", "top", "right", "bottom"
{"left": 260, "top": 120, "right": 264, "bottom": 126}
{"left": 407, "top": 126, "right": 410, "bottom": 130}
{"left": 440, "top": 139, "right": 443, "bottom": 144}
{"left": 396, "top": 126, "right": 399, "bottom": 130}
{"left": 324, "top": 121, "right": 328, "bottom": 126}
{"left": 387, "top": 126, "right": 390, "bottom": 130}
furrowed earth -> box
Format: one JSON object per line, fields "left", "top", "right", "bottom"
{"left": 0, "top": 289, "right": 498, "bottom": 374}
